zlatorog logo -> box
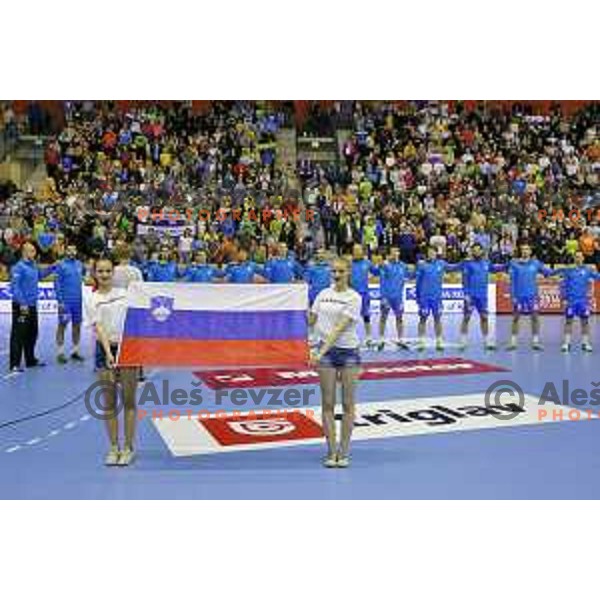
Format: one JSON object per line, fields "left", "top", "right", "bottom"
{"left": 227, "top": 419, "right": 297, "bottom": 436}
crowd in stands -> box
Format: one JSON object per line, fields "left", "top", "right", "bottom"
{"left": 0, "top": 100, "right": 598, "bottom": 281}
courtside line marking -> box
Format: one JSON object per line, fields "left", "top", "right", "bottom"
{"left": 2, "top": 372, "right": 21, "bottom": 381}
{"left": 2, "top": 367, "right": 163, "bottom": 455}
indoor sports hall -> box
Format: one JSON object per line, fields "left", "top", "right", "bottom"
{"left": 1, "top": 99, "right": 599, "bottom": 499}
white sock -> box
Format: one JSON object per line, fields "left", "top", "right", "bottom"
{"left": 73, "top": 344, "right": 80, "bottom": 354}
{"left": 582, "top": 334, "right": 590, "bottom": 345}
{"left": 436, "top": 336, "right": 443, "bottom": 345}
{"left": 564, "top": 334, "right": 571, "bottom": 345}
{"left": 510, "top": 335, "right": 517, "bottom": 346}
{"left": 532, "top": 335, "right": 540, "bottom": 344}
{"left": 57, "top": 345, "right": 65, "bottom": 356}
{"left": 460, "top": 334, "right": 467, "bottom": 345}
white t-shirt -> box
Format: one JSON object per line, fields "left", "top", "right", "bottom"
{"left": 112, "top": 264, "right": 143, "bottom": 290}
{"left": 84, "top": 288, "right": 129, "bottom": 344}
{"left": 312, "top": 286, "right": 362, "bottom": 349}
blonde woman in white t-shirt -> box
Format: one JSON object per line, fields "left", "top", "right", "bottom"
{"left": 86, "top": 258, "right": 139, "bottom": 467}
{"left": 309, "top": 258, "right": 362, "bottom": 468}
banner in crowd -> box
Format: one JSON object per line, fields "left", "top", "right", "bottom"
{"left": 495, "top": 281, "right": 600, "bottom": 314}
{"left": 136, "top": 223, "right": 193, "bottom": 238}
{"left": 0, "top": 282, "right": 60, "bottom": 313}
{"left": 0, "top": 283, "right": 95, "bottom": 313}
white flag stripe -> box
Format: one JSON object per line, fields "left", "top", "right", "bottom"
{"left": 127, "top": 282, "right": 308, "bottom": 312}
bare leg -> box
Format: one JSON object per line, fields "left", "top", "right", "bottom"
{"left": 318, "top": 366, "right": 337, "bottom": 457}
{"left": 434, "top": 316, "right": 443, "bottom": 349}
{"left": 395, "top": 314, "right": 404, "bottom": 343}
{"left": 56, "top": 323, "right": 66, "bottom": 359}
{"left": 379, "top": 307, "right": 389, "bottom": 342}
{"left": 562, "top": 317, "right": 573, "bottom": 349}
{"left": 72, "top": 323, "right": 81, "bottom": 352}
{"left": 98, "top": 370, "right": 118, "bottom": 448}
{"left": 531, "top": 313, "right": 542, "bottom": 348}
{"left": 120, "top": 367, "right": 138, "bottom": 450}
{"left": 339, "top": 366, "right": 360, "bottom": 457}
{"left": 364, "top": 318, "right": 372, "bottom": 343}
{"left": 509, "top": 314, "right": 520, "bottom": 348}
{"left": 481, "top": 314, "right": 489, "bottom": 338}
{"left": 460, "top": 314, "right": 470, "bottom": 345}
{"left": 581, "top": 317, "right": 592, "bottom": 350}
{"left": 418, "top": 316, "right": 427, "bottom": 349}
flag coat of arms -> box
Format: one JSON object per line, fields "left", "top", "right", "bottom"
{"left": 118, "top": 283, "right": 309, "bottom": 368}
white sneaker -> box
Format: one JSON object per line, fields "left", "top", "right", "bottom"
{"left": 561, "top": 343, "right": 571, "bottom": 353}
{"left": 105, "top": 446, "right": 120, "bottom": 467}
{"left": 336, "top": 454, "right": 351, "bottom": 468}
{"left": 484, "top": 341, "right": 497, "bottom": 351}
{"left": 582, "top": 343, "right": 593, "bottom": 353}
{"left": 435, "top": 340, "right": 445, "bottom": 352}
{"left": 118, "top": 447, "right": 136, "bottom": 466}
{"left": 323, "top": 454, "right": 337, "bottom": 468}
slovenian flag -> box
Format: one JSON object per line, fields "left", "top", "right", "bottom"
{"left": 117, "top": 283, "right": 309, "bottom": 368}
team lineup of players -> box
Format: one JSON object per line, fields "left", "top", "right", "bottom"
{"left": 22, "top": 239, "right": 598, "bottom": 364}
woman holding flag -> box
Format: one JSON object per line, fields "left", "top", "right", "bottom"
{"left": 309, "top": 258, "right": 362, "bottom": 468}
{"left": 85, "top": 257, "right": 139, "bottom": 466}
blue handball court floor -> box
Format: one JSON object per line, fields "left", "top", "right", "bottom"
{"left": 1, "top": 313, "right": 599, "bottom": 499}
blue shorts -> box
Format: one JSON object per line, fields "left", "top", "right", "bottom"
{"left": 319, "top": 346, "right": 361, "bottom": 369}
{"left": 463, "top": 294, "right": 488, "bottom": 316}
{"left": 565, "top": 301, "right": 590, "bottom": 320}
{"left": 380, "top": 296, "right": 404, "bottom": 316}
{"left": 513, "top": 296, "right": 539, "bottom": 315}
{"left": 95, "top": 342, "right": 119, "bottom": 370}
{"left": 358, "top": 291, "right": 371, "bottom": 321}
{"left": 418, "top": 298, "right": 442, "bottom": 319}
{"left": 58, "top": 300, "right": 83, "bottom": 325}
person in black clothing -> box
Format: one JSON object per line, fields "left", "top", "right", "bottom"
{"left": 9, "top": 242, "right": 55, "bottom": 372}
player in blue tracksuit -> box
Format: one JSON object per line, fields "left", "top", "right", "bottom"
{"left": 554, "top": 250, "right": 600, "bottom": 352}
{"left": 350, "top": 244, "right": 378, "bottom": 348}
{"left": 371, "top": 247, "right": 413, "bottom": 351}
{"left": 183, "top": 251, "right": 224, "bottom": 283}
{"left": 225, "top": 251, "right": 266, "bottom": 283}
{"left": 145, "top": 249, "right": 178, "bottom": 282}
{"left": 304, "top": 248, "right": 332, "bottom": 306}
{"left": 264, "top": 243, "right": 302, "bottom": 283}
{"left": 458, "top": 243, "right": 505, "bottom": 351}
{"left": 506, "top": 244, "right": 554, "bottom": 350}
{"left": 54, "top": 244, "right": 85, "bottom": 363}
{"left": 415, "top": 246, "right": 461, "bottom": 351}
